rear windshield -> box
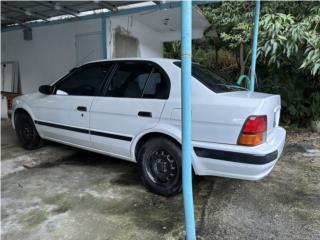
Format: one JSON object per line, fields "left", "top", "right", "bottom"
{"left": 174, "top": 61, "right": 246, "bottom": 93}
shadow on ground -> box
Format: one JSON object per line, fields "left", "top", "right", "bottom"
{"left": 1, "top": 126, "right": 320, "bottom": 240}
{"left": 197, "top": 130, "right": 320, "bottom": 240}
{"left": 1, "top": 150, "right": 214, "bottom": 240}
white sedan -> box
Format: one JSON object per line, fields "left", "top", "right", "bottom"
{"left": 12, "top": 58, "right": 286, "bottom": 196}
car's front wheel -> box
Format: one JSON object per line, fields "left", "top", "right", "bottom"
{"left": 15, "top": 112, "right": 43, "bottom": 150}
{"left": 137, "top": 137, "right": 182, "bottom": 197}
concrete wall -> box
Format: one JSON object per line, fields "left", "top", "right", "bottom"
{"left": 1, "top": 6, "right": 208, "bottom": 94}
{"left": 107, "top": 16, "right": 163, "bottom": 59}
{"left": 1, "top": 19, "right": 101, "bottom": 94}
{"left": 1, "top": 17, "right": 164, "bottom": 94}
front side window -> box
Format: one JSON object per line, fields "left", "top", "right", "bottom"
{"left": 55, "top": 64, "right": 111, "bottom": 96}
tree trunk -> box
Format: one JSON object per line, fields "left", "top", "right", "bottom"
{"left": 215, "top": 48, "right": 218, "bottom": 63}
{"left": 240, "top": 42, "right": 245, "bottom": 75}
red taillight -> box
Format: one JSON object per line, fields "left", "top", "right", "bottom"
{"left": 238, "top": 115, "right": 267, "bottom": 146}
{"left": 242, "top": 116, "right": 267, "bottom": 133}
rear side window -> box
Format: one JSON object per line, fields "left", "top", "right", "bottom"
{"left": 142, "top": 68, "right": 168, "bottom": 99}
{"left": 105, "top": 62, "right": 169, "bottom": 99}
{"left": 55, "top": 64, "right": 111, "bottom": 96}
{"left": 174, "top": 61, "right": 246, "bottom": 93}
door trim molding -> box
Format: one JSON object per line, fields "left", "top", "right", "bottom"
{"left": 34, "top": 120, "right": 132, "bottom": 141}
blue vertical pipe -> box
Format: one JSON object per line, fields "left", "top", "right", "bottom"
{"left": 249, "top": 0, "right": 261, "bottom": 92}
{"left": 181, "top": 1, "right": 196, "bottom": 240}
{"left": 101, "top": 16, "right": 107, "bottom": 59}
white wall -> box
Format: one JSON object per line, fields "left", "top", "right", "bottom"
{"left": 1, "top": 17, "right": 165, "bottom": 94}
{"left": 106, "top": 15, "right": 163, "bottom": 59}
{"left": 1, "top": 10, "right": 207, "bottom": 94}
{"left": 1, "top": 19, "right": 101, "bottom": 94}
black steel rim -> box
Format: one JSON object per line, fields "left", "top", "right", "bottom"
{"left": 20, "top": 121, "right": 34, "bottom": 143}
{"left": 145, "top": 149, "right": 179, "bottom": 186}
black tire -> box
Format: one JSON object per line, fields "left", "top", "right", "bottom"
{"left": 137, "top": 137, "right": 182, "bottom": 197}
{"left": 15, "top": 112, "right": 43, "bottom": 150}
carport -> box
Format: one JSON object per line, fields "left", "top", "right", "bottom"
{"left": 2, "top": 1, "right": 320, "bottom": 240}
{"left": 1, "top": 0, "right": 262, "bottom": 239}
{"left": 1, "top": 1, "right": 209, "bottom": 94}
{"left": 1, "top": 1, "right": 211, "bottom": 239}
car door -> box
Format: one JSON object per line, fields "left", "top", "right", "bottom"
{"left": 33, "top": 63, "right": 113, "bottom": 147}
{"left": 90, "top": 61, "right": 170, "bottom": 159}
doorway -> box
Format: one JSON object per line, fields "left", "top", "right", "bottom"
{"left": 75, "top": 32, "right": 102, "bottom": 66}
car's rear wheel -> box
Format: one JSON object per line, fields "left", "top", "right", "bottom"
{"left": 15, "top": 112, "right": 43, "bottom": 150}
{"left": 137, "top": 137, "right": 182, "bottom": 197}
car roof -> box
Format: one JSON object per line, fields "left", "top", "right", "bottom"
{"left": 85, "top": 58, "right": 179, "bottom": 65}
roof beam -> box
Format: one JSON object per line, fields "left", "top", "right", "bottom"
{"left": 2, "top": 2, "right": 49, "bottom": 22}
{"left": 93, "top": 1, "right": 118, "bottom": 12}
{"left": 1, "top": 15, "right": 31, "bottom": 29}
{"left": 153, "top": 1, "right": 167, "bottom": 5}
{"left": 36, "top": 1, "right": 79, "bottom": 18}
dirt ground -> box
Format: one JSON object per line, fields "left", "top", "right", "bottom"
{"left": 1, "top": 120, "right": 320, "bottom": 240}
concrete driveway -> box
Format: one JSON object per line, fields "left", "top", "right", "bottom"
{"left": 1, "top": 120, "right": 320, "bottom": 240}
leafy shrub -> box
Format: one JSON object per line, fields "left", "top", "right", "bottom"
{"left": 164, "top": 2, "right": 320, "bottom": 126}
{"left": 256, "top": 70, "right": 313, "bottom": 125}
{"left": 310, "top": 92, "right": 320, "bottom": 121}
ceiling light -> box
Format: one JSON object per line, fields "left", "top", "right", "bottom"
{"left": 25, "top": 9, "right": 32, "bottom": 16}
{"left": 54, "top": 4, "right": 62, "bottom": 11}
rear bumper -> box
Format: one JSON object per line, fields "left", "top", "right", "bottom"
{"left": 192, "top": 127, "right": 286, "bottom": 180}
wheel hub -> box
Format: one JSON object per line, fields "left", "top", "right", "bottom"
{"left": 23, "top": 126, "right": 31, "bottom": 138}
{"left": 156, "top": 158, "right": 169, "bottom": 173}
{"left": 148, "top": 150, "right": 178, "bottom": 184}
{"left": 21, "top": 123, "right": 34, "bottom": 141}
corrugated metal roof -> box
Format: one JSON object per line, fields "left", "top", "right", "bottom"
{"left": 1, "top": 1, "right": 145, "bottom": 28}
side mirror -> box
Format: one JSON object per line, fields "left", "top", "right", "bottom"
{"left": 39, "top": 85, "right": 52, "bottom": 95}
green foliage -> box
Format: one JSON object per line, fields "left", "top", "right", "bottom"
{"left": 202, "top": 2, "right": 255, "bottom": 49}
{"left": 202, "top": 2, "right": 320, "bottom": 76}
{"left": 164, "top": 40, "right": 239, "bottom": 81}
{"left": 310, "top": 92, "right": 320, "bottom": 121}
{"left": 258, "top": 6, "right": 320, "bottom": 75}
{"left": 165, "top": 1, "right": 320, "bottom": 126}
{"left": 256, "top": 69, "right": 313, "bottom": 125}
{"left": 301, "top": 30, "right": 320, "bottom": 76}
{"left": 258, "top": 13, "right": 300, "bottom": 68}
{"left": 163, "top": 41, "right": 181, "bottom": 59}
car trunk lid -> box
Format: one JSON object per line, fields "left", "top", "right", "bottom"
{"left": 218, "top": 91, "right": 281, "bottom": 135}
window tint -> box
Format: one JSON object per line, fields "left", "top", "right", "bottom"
{"left": 106, "top": 62, "right": 153, "bottom": 98}
{"left": 142, "top": 68, "right": 168, "bottom": 99}
{"left": 55, "top": 64, "right": 111, "bottom": 96}
{"left": 174, "top": 61, "right": 246, "bottom": 93}
{"left": 105, "top": 62, "right": 170, "bottom": 99}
